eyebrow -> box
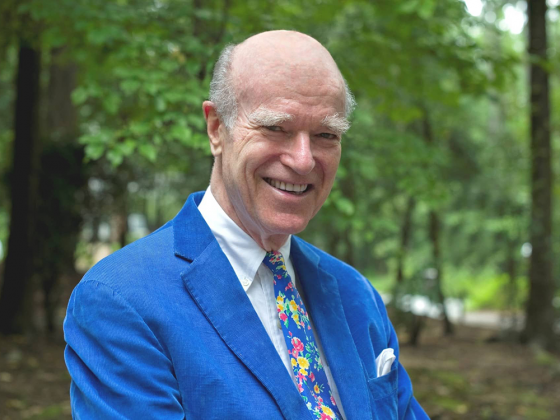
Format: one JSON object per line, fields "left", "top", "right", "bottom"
{"left": 248, "top": 107, "right": 293, "bottom": 126}
{"left": 321, "top": 113, "right": 351, "bottom": 135}
{"left": 248, "top": 108, "right": 351, "bottom": 135}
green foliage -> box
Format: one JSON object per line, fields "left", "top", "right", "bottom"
{"left": 0, "top": 0, "right": 558, "bottom": 312}
{"left": 449, "top": 270, "right": 527, "bottom": 311}
{"left": 19, "top": 0, "right": 225, "bottom": 165}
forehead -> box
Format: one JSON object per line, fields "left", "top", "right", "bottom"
{"left": 231, "top": 36, "right": 346, "bottom": 118}
{"left": 236, "top": 67, "right": 346, "bottom": 118}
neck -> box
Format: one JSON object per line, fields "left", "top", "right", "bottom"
{"left": 209, "top": 177, "right": 290, "bottom": 252}
{"left": 258, "top": 234, "right": 290, "bottom": 253}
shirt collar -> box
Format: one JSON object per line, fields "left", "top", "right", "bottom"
{"left": 197, "top": 187, "right": 291, "bottom": 286}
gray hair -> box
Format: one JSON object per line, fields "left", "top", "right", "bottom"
{"left": 208, "top": 43, "right": 356, "bottom": 131}
{"left": 209, "top": 44, "right": 238, "bottom": 130}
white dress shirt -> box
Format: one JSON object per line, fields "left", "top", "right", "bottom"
{"left": 198, "top": 187, "right": 346, "bottom": 417}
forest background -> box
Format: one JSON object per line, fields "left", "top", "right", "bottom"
{"left": 0, "top": 0, "right": 559, "bottom": 419}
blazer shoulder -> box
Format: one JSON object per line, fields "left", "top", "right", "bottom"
{"left": 293, "top": 237, "right": 364, "bottom": 279}
{"left": 79, "top": 221, "right": 177, "bottom": 290}
{"left": 293, "top": 237, "right": 376, "bottom": 290}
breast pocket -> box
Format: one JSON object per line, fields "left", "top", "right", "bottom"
{"left": 367, "top": 367, "right": 398, "bottom": 420}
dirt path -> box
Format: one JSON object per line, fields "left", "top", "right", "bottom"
{"left": 400, "top": 323, "right": 560, "bottom": 420}
{"left": 0, "top": 337, "right": 70, "bottom": 420}
{"left": 1, "top": 323, "right": 559, "bottom": 419}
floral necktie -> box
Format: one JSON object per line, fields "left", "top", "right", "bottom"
{"left": 263, "top": 251, "right": 342, "bottom": 420}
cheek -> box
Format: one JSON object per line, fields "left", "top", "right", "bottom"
{"left": 231, "top": 133, "right": 270, "bottom": 175}
{"left": 221, "top": 153, "right": 236, "bottom": 184}
{"left": 244, "top": 145, "right": 277, "bottom": 177}
{"left": 222, "top": 141, "right": 247, "bottom": 180}
{"left": 319, "top": 149, "right": 341, "bottom": 180}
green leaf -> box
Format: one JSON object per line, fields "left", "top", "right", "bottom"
{"left": 418, "top": 0, "right": 436, "bottom": 19}
{"left": 103, "top": 94, "right": 121, "bottom": 115}
{"left": 72, "top": 87, "right": 89, "bottom": 105}
{"left": 84, "top": 143, "right": 105, "bottom": 160}
{"left": 129, "top": 121, "right": 151, "bottom": 136}
{"left": 156, "top": 97, "right": 166, "bottom": 112}
{"left": 170, "top": 124, "right": 193, "bottom": 143}
{"left": 184, "top": 93, "right": 201, "bottom": 107}
{"left": 139, "top": 143, "right": 157, "bottom": 162}
{"left": 107, "top": 149, "right": 124, "bottom": 166}
{"left": 116, "top": 139, "right": 136, "bottom": 156}
{"left": 163, "top": 90, "right": 185, "bottom": 104}
{"left": 186, "top": 114, "right": 205, "bottom": 131}
{"left": 120, "top": 79, "right": 141, "bottom": 95}
{"left": 399, "top": 0, "right": 419, "bottom": 14}
{"left": 335, "top": 197, "right": 355, "bottom": 216}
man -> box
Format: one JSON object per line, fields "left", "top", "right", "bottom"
{"left": 64, "top": 30, "right": 429, "bottom": 419}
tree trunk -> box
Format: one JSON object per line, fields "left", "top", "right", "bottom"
{"left": 0, "top": 41, "right": 42, "bottom": 335}
{"left": 339, "top": 153, "right": 357, "bottom": 267}
{"left": 421, "top": 112, "right": 453, "bottom": 336}
{"left": 341, "top": 227, "right": 355, "bottom": 268}
{"left": 429, "top": 211, "right": 454, "bottom": 336}
{"left": 46, "top": 47, "right": 78, "bottom": 139}
{"left": 505, "top": 239, "right": 520, "bottom": 331}
{"left": 396, "top": 197, "right": 415, "bottom": 285}
{"left": 36, "top": 47, "right": 83, "bottom": 334}
{"left": 523, "top": 0, "right": 556, "bottom": 349}
{"left": 109, "top": 178, "right": 129, "bottom": 248}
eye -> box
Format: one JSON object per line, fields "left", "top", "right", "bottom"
{"left": 318, "top": 132, "right": 338, "bottom": 140}
{"left": 265, "top": 126, "right": 283, "bottom": 132}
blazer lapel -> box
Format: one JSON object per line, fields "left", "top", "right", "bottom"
{"left": 173, "top": 193, "right": 312, "bottom": 420}
{"left": 292, "top": 237, "right": 373, "bottom": 420}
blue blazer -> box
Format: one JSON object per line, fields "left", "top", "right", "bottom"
{"left": 64, "top": 191, "right": 429, "bottom": 420}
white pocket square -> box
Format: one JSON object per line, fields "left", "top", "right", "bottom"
{"left": 375, "top": 348, "right": 396, "bottom": 378}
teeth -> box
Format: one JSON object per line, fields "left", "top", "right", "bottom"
{"left": 266, "top": 178, "right": 308, "bottom": 194}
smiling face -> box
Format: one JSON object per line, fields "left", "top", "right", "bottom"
{"left": 204, "top": 31, "right": 348, "bottom": 250}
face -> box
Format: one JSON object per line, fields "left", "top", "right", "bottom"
{"left": 207, "top": 54, "right": 346, "bottom": 249}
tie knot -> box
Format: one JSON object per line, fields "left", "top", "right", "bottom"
{"left": 263, "top": 251, "right": 288, "bottom": 278}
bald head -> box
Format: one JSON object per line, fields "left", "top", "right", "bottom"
{"left": 233, "top": 31, "right": 342, "bottom": 85}
{"left": 209, "top": 30, "right": 355, "bottom": 130}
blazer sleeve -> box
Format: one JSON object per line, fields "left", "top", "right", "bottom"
{"left": 64, "top": 280, "right": 185, "bottom": 420}
{"left": 373, "top": 290, "right": 431, "bottom": 420}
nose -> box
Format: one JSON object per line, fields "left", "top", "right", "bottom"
{"left": 281, "top": 132, "right": 315, "bottom": 175}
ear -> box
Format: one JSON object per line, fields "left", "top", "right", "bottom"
{"left": 203, "top": 101, "right": 224, "bottom": 157}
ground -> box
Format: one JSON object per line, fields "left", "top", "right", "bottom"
{"left": 0, "top": 321, "right": 559, "bottom": 419}
{"left": 400, "top": 321, "right": 560, "bottom": 420}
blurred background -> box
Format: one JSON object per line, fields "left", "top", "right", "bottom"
{"left": 0, "top": 0, "right": 559, "bottom": 418}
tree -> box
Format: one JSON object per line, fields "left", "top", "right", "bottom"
{"left": 0, "top": 0, "right": 230, "bottom": 334}
{"left": 0, "top": 38, "right": 42, "bottom": 334}
{"left": 33, "top": 47, "right": 88, "bottom": 334}
{"left": 522, "top": 0, "right": 556, "bottom": 349}
{"left": 0, "top": 0, "right": 551, "bottom": 341}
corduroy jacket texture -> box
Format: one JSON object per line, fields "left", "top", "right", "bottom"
{"left": 64, "top": 191, "right": 429, "bottom": 420}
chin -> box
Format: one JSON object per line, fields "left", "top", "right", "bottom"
{"left": 265, "top": 216, "right": 310, "bottom": 236}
